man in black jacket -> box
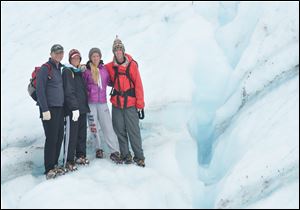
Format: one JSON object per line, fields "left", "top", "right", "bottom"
{"left": 37, "top": 44, "right": 65, "bottom": 179}
{"left": 62, "top": 49, "right": 90, "bottom": 171}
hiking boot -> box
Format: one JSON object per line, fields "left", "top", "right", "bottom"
{"left": 133, "top": 157, "right": 146, "bottom": 167}
{"left": 96, "top": 149, "right": 104, "bottom": 159}
{"left": 54, "top": 165, "right": 67, "bottom": 176}
{"left": 123, "top": 154, "right": 133, "bottom": 164}
{"left": 76, "top": 156, "right": 90, "bottom": 165}
{"left": 46, "top": 169, "right": 57, "bottom": 180}
{"left": 65, "top": 162, "right": 78, "bottom": 172}
{"left": 110, "top": 152, "right": 123, "bottom": 164}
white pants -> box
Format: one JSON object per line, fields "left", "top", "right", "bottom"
{"left": 88, "top": 103, "right": 119, "bottom": 154}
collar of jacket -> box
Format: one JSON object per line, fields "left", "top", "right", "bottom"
{"left": 48, "top": 58, "right": 63, "bottom": 70}
{"left": 113, "top": 55, "right": 129, "bottom": 67}
{"left": 64, "top": 63, "right": 81, "bottom": 73}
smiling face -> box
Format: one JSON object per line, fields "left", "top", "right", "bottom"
{"left": 91, "top": 52, "right": 101, "bottom": 66}
{"left": 115, "top": 49, "right": 125, "bottom": 63}
{"left": 70, "top": 55, "right": 81, "bottom": 68}
{"left": 50, "top": 51, "right": 64, "bottom": 63}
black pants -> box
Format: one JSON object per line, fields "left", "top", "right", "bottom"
{"left": 76, "top": 113, "right": 87, "bottom": 158}
{"left": 41, "top": 107, "right": 64, "bottom": 173}
{"left": 64, "top": 113, "right": 87, "bottom": 163}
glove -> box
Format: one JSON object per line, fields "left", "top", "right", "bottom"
{"left": 72, "top": 110, "right": 80, "bottom": 122}
{"left": 42, "top": 111, "right": 51, "bottom": 121}
{"left": 137, "top": 109, "right": 145, "bottom": 120}
{"left": 80, "top": 64, "right": 87, "bottom": 72}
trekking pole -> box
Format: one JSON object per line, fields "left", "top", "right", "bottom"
{"left": 63, "top": 116, "right": 70, "bottom": 167}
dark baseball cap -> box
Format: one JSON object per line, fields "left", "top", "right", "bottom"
{"left": 50, "top": 44, "right": 64, "bottom": 53}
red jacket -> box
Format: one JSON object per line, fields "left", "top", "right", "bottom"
{"left": 105, "top": 54, "right": 145, "bottom": 109}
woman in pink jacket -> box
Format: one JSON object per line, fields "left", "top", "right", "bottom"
{"left": 83, "top": 48, "right": 121, "bottom": 164}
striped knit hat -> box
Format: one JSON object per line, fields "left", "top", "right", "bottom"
{"left": 112, "top": 35, "right": 125, "bottom": 53}
{"left": 68, "top": 49, "right": 82, "bottom": 62}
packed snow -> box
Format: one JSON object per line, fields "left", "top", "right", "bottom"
{"left": 1, "top": 1, "right": 299, "bottom": 209}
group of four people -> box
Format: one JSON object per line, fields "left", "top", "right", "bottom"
{"left": 36, "top": 37, "right": 145, "bottom": 179}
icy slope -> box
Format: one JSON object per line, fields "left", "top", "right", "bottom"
{"left": 2, "top": 103, "right": 204, "bottom": 208}
{"left": 189, "top": 1, "right": 299, "bottom": 208}
{"left": 1, "top": 1, "right": 299, "bottom": 209}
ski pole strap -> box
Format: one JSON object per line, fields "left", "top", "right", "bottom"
{"left": 138, "top": 109, "right": 145, "bottom": 120}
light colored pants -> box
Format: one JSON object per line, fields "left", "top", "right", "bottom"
{"left": 88, "top": 103, "right": 119, "bottom": 154}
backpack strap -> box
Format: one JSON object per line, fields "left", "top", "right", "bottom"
{"left": 113, "top": 65, "right": 122, "bottom": 108}
{"left": 125, "top": 61, "right": 134, "bottom": 88}
{"left": 42, "top": 63, "right": 52, "bottom": 79}
{"left": 31, "top": 63, "right": 52, "bottom": 85}
{"left": 110, "top": 60, "right": 138, "bottom": 108}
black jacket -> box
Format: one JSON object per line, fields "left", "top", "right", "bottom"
{"left": 62, "top": 66, "right": 90, "bottom": 116}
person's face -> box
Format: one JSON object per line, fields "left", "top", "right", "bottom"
{"left": 115, "top": 49, "right": 124, "bottom": 63}
{"left": 91, "top": 53, "right": 101, "bottom": 66}
{"left": 51, "top": 51, "right": 64, "bottom": 63}
{"left": 70, "top": 55, "right": 81, "bottom": 68}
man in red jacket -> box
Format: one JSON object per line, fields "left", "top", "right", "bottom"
{"left": 105, "top": 36, "right": 145, "bottom": 167}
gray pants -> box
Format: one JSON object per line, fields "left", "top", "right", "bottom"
{"left": 88, "top": 103, "right": 119, "bottom": 154}
{"left": 112, "top": 106, "right": 145, "bottom": 160}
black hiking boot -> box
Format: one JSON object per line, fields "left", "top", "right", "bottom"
{"left": 96, "top": 149, "right": 104, "bottom": 159}
{"left": 110, "top": 152, "right": 123, "bottom": 164}
{"left": 65, "top": 161, "right": 78, "bottom": 172}
{"left": 123, "top": 154, "right": 133, "bottom": 164}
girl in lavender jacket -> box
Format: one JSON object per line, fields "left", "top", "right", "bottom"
{"left": 83, "top": 48, "right": 122, "bottom": 164}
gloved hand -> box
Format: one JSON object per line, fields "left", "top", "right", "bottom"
{"left": 72, "top": 110, "right": 80, "bottom": 122}
{"left": 42, "top": 111, "right": 51, "bottom": 121}
{"left": 137, "top": 109, "right": 145, "bottom": 120}
{"left": 80, "top": 64, "right": 87, "bottom": 72}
